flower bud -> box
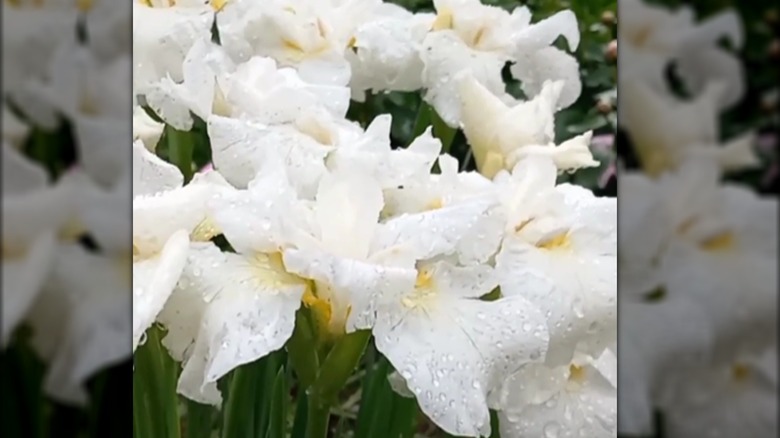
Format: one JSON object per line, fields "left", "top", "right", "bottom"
{"left": 605, "top": 40, "right": 617, "bottom": 62}
{"left": 601, "top": 10, "right": 616, "bottom": 26}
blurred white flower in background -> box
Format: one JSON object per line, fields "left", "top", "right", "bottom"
{"left": 618, "top": 1, "right": 778, "bottom": 437}
{"left": 2, "top": 1, "right": 620, "bottom": 434}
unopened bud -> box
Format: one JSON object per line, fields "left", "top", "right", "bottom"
{"left": 601, "top": 11, "right": 616, "bottom": 26}
{"left": 605, "top": 40, "right": 617, "bottom": 62}
{"left": 596, "top": 99, "right": 613, "bottom": 114}
{"left": 769, "top": 39, "right": 780, "bottom": 60}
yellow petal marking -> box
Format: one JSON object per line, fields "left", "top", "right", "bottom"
{"left": 210, "top": 0, "right": 227, "bottom": 12}
{"left": 731, "top": 363, "right": 750, "bottom": 383}
{"left": 699, "top": 231, "right": 735, "bottom": 252}
{"left": 431, "top": 8, "right": 454, "bottom": 31}
{"left": 568, "top": 364, "right": 586, "bottom": 383}
{"left": 537, "top": 232, "right": 572, "bottom": 251}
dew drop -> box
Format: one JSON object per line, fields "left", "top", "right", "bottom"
{"left": 543, "top": 421, "right": 560, "bottom": 438}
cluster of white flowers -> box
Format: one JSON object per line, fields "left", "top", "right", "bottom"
{"left": 3, "top": 0, "right": 616, "bottom": 436}
{"left": 618, "top": 0, "right": 777, "bottom": 436}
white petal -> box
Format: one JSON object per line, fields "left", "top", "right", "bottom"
{"left": 1, "top": 232, "right": 56, "bottom": 347}
{"left": 315, "top": 170, "right": 384, "bottom": 260}
{"left": 347, "top": 15, "right": 425, "bottom": 95}
{"left": 133, "top": 106, "right": 164, "bottom": 151}
{"left": 207, "top": 115, "right": 329, "bottom": 196}
{"left": 133, "top": 141, "right": 183, "bottom": 197}
{"left": 26, "top": 244, "right": 130, "bottom": 405}
{"left": 498, "top": 364, "right": 616, "bottom": 438}
{"left": 510, "top": 47, "right": 582, "bottom": 108}
{"left": 674, "top": 47, "right": 744, "bottom": 110}
{"left": 421, "top": 31, "right": 508, "bottom": 127}
{"left": 513, "top": 9, "right": 580, "bottom": 52}
{"left": 374, "top": 292, "right": 548, "bottom": 437}
{"left": 282, "top": 246, "right": 417, "bottom": 333}
{"left": 73, "top": 115, "right": 129, "bottom": 188}
{"left": 208, "top": 171, "right": 299, "bottom": 254}
{"left": 497, "top": 229, "right": 616, "bottom": 366}
{"left": 133, "top": 230, "right": 189, "bottom": 351}
{"left": 327, "top": 126, "right": 440, "bottom": 190}
{"left": 133, "top": 178, "right": 227, "bottom": 254}
{"left": 2, "top": 145, "right": 48, "bottom": 195}
{"left": 374, "top": 196, "right": 504, "bottom": 265}
{"left": 166, "top": 244, "right": 306, "bottom": 403}
{"left": 132, "top": 4, "right": 214, "bottom": 92}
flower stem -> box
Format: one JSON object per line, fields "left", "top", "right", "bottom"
{"left": 304, "top": 330, "right": 371, "bottom": 438}
{"left": 305, "top": 395, "right": 331, "bottom": 438}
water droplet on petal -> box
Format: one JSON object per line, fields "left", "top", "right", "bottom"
{"left": 543, "top": 421, "right": 561, "bottom": 438}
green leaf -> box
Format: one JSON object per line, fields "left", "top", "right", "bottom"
{"left": 387, "top": 394, "right": 418, "bottom": 438}
{"left": 355, "top": 355, "right": 391, "bottom": 438}
{"left": 134, "top": 326, "right": 181, "bottom": 438}
{"left": 185, "top": 400, "right": 215, "bottom": 438}
{"left": 265, "top": 366, "right": 288, "bottom": 438}
{"left": 222, "top": 359, "right": 262, "bottom": 438}
{"left": 489, "top": 409, "right": 501, "bottom": 438}
{"left": 290, "top": 391, "right": 308, "bottom": 438}
{"left": 256, "top": 351, "right": 286, "bottom": 436}
{"left": 165, "top": 125, "right": 195, "bottom": 182}
{"left": 566, "top": 115, "right": 608, "bottom": 134}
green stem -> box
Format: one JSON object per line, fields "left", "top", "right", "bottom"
{"left": 305, "top": 330, "right": 371, "bottom": 438}
{"left": 305, "top": 395, "right": 330, "bottom": 438}
{"left": 312, "top": 330, "right": 370, "bottom": 404}
{"left": 286, "top": 308, "right": 319, "bottom": 391}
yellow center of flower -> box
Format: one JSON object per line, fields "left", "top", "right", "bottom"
{"left": 116, "top": 251, "right": 133, "bottom": 287}
{"left": 424, "top": 197, "right": 445, "bottom": 211}
{"left": 568, "top": 364, "right": 586, "bottom": 383}
{"left": 301, "top": 281, "right": 353, "bottom": 340}
{"left": 59, "top": 216, "right": 87, "bottom": 241}
{"left": 2, "top": 243, "right": 28, "bottom": 261}
{"left": 281, "top": 17, "right": 331, "bottom": 61}
{"left": 139, "top": 0, "right": 226, "bottom": 11}
{"left": 431, "top": 8, "right": 454, "bottom": 31}
{"left": 302, "top": 284, "right": 333, "bottom": 333}
{"left": 250, "top": 252, "right": 302, "bottom": 288}
{"left": 478, "top": 151, "right": 507, "bottom": 179}
{"left": 401, "top": 268, "right": 437, "bottom": 309}
{"left": 79, "top": 93, "right": 100, "bottom": 116}
{"left": 4, "top": 0, "right": 45, "bottom": 8}
{"left": 346, "top": 35, "right": 357, "bottom": 49}
{"left": 211, "top": 0, "right": 226, "bottom": 11}
{"left": 76, "top": 0, "right": 92, "bottom": 11}
{"left": 731, "top": 363, "right": 750, "bottom": 383}
{"left": 677, "top": 216, "right": 737, "bottom": 253}
{"left": 537, "top": 232, "right": 572, "bottom": 251}
{"left": 296, "top": 115, "right": 335, "bottom": 146}
{"left": 699, "top": 231, "right": 735, "bottom": 252}
{"left": 132, "top": 242, "right": 153, "bottom": 263}
{"left": 191, "top": 216, "right": 221, "bottom": 242}
{"left": 643, "top": 150, "right": 675, "bottom": 177}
